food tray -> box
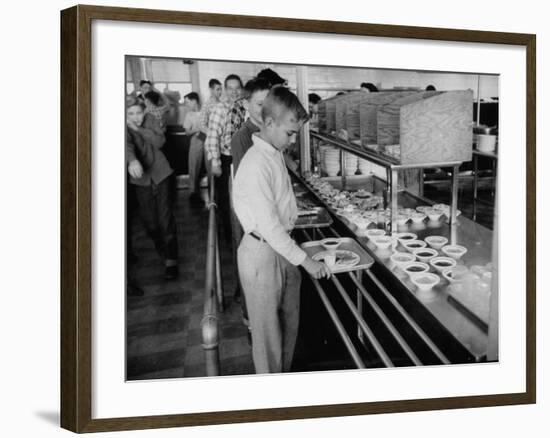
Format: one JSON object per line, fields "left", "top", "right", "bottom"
{"left": 295, "top": 207, "right": 333, "bottom": 229}
{"left": 300, "top": 237, "right": 374, "bottom": 273}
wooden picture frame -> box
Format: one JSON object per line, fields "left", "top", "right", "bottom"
{"left": 60, "top": 4, "right": 536, "bottom": 433}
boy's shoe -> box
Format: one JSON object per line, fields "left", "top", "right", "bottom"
{"left": 164, "top": 265, "right": 179, "bottom": 280}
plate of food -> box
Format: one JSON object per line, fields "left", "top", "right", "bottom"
{"left": 313, "top": 249, "right": 361, "bottom": 270}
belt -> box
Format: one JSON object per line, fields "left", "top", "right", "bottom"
{"left": 249, "top": 232, "right": 265, "bottom": 242}
{"left": 249, "top": 230, "right": 291, "bottom": 242}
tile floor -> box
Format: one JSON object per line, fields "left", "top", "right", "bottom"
{"left": 126, "top": 185, "right": 254, "bottom": 380}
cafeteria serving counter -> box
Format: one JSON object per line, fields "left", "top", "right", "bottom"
{"left": 292, "top": 172, "right": 495, "bottom": 365}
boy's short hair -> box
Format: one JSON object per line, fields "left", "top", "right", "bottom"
{"left": 139, "top": 79, "right": 152, "bottom": 87}
{"left": 308, "top": 93, "right": 321, "bottom": 104}
{"left": 184, "top": 91, "right": 200, "bottom": 104}
{"left": 224, "top": 74, "right": 243, "bottom": 88}
{"left": 261, "top": 87, "right": 309, "bottom": 124}
{"left": 126, "top": 96, "right": 145, "bottom": 110}
{"left": 208, "top": 78, "right": 221, "bottom": 88}
{"left": 257, "top": 68, "right": 287, "bottom": 88}
{"left": 144, "top": 90, "right": 161, "bottom": 106}
{"left": 243, "top": 77, "right": 271, "bottom": 100}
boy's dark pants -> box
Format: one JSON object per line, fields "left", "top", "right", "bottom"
{"left": 134, "top": 177, "right": 178, "bottom": 264}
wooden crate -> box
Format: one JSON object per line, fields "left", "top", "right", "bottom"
{"left": 359, "top": 91, "right": 416, "bottom": 150}
{"left": 377, "top": 90, "right": 473, "bottom": 165}
{"left": 345, "top": 92, "right": 364, "bottom": 140}
{"left": 400, "top": 90, "right": 473, "bottom": 164}
{"left": 377, "top": 91, "right": 441, "bottom": 147}
{"left": 319, "top": 96, "right": 338, "bottom": 133}
{"left": 334, "top": 94, "right": 349, "bottom": 133}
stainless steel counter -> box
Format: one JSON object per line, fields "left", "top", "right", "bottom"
{"left": 298, "top": 174, "right": 494, "bottom": 361}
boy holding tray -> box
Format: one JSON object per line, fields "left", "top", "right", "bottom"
{"left": 232, "top": 87, "right": 331, "bottom": 374}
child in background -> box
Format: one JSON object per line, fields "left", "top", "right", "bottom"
{"left": 144, "top": 90, "right": 170, "bottom": 131}
{"left": 231, "top": 77, "right": 271, "bottom": 174}
{"left": 184, "top": 92, "right": 206, "bottom": 206}
{"left": 126, "top": 100, "right": 179, "bottom": 280}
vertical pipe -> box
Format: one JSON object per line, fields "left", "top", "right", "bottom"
{"left": 215, "top": 231, "right": 225, "bottom": 312}
{"left": 340, "top": 148, "right": 346, "bottom": 189}
{"left": 296, "top": 66, "right": 311, "bottom": 176}
{"left": 390, "top": 168, "right": 399, "bottom": 235}
{"left": 449, "top": 165, "right": 459, "bottom": 245}
{"left": 473, "top": 153, "right": 479, "bottom": 221}
{"left": 476, "top": 75, "right": 481, "bottom": 126}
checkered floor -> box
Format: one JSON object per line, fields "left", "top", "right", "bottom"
{"left": 126, "top": 185, "right": 254, "bottom": 380}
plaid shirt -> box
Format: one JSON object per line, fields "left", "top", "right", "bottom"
{"left": 199, "top": 97, "right": 220, "bottom": 134}
{"left": 225, "top": 98, "right": 248, "bottom": 143}
{"left": 204, "top": 100, "right": 231, "bottom": 165}
{"left": 144, "top": 104, "right": 169, "bottom": 129}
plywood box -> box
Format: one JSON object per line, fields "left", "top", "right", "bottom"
{"left": 345, "top": 92, "right": 363, "bottom": 140}
{"left": 359, "top": 91, "right": 416, "bottom": 150}
{"left": 377, "top": 90, "right": 473, "bottom": 165}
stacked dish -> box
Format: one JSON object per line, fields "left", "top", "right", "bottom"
{"left": 358, "top": 158, "right": 371, "bottom": 175}
{"left": 323, "top": 148, "right": 341, "bottom": 176}
{"left": 343, "top": 152, "right": 358, "bottom": 176}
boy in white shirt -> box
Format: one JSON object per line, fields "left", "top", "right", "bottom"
{"left": 232, "top": 87, "right": 331, "bottom": 374}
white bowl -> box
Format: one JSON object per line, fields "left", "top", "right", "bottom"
{"left": 396, "top": 214, "right": 410, "bottom": 225}
{"left": 412, "top": 248, "right": 439, "bottom": 263}
{"left": 441, "top": 244, "right": 468, "bottom": 260}
{"left": 354, "top": 218, "right": 371, "bottom": 230}
{"left": 372, "top": 236, "right": 393, "bottom": 250}
{"left": 424, "top": 235, "right": 448, "bottom": 250}
{"left": 430, "top": 256, "right": 457, "bottom": 273}
{"left": 442, "top": 265, "right": 469, "bottom": 283}
{"left": 410, "top": 272, "right": 440, "bottom": 293}
{"left": 396, "top": 232, "right": 417, "bottom": 245}
{"left": 425, "top": 208, "right": 442, "bottom": 221}
{"left": 402, "top": 239, "right": 427, "bottom": 253}
{"left": 390, "top": 252, "right": 416, "bottom": 271}
{"left": 403, "top": 261, "right": 430, "bottom": 278}
{"left": 416, "top": 206, "right": 431, "bottom": 213}
{"left": 365, "top": 229, "right": 386, "bottom": 240}
{"left": 321, "top": 238, "right": 342, "bottom": 251}
{"left": 410, "top": 212, "right": 427, "bottom": 223}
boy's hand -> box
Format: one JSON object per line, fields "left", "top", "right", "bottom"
{"left": 128, "top": 160, "right": 143, "bottom": 179}
{"left": 301, "top": 256, "right": 331, "bottom": 280}
{"left": 210, "top": 161, "right": 222, "bottom": 177}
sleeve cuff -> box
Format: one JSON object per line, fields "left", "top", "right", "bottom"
{"left": 288, "top": 248, "right": 307, "bottom": 266}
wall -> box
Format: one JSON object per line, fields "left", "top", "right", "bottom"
{"left": 2, "top": 1, "right": 546, "bottom": 438}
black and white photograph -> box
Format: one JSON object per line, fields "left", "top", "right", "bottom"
{"left": 125, "top": 56, "right": 499, "bottom": 380}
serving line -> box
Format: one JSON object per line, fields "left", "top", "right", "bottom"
{"left": 292, "top": 171, "right": 491, "bottom": 361}
{"left": 299, "top": 226, "right": 451, "bottom": 368}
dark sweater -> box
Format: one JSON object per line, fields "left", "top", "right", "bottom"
{"left": 126, "top": 114, "right": 172, "bottom": 186}
{"left": 231, "top": 118, "right": 261, "bottom": 176}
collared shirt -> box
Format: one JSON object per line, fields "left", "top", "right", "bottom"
{"left": 232, "top": 134, "right": 307, "bottom": 266}
{"left": 231, "top": 118, "right": 260, "bottom": 175}
{"left": 204, "top": 100, "right": 231, "bottom": 166}
{"left": 183, "top": 110, "right": 201, "bottom": 135}
{"left": 199, "top": 96, "right": 220, "bottom": 134}
{"left": 225, "top": 98, "right": 248, "bottom": 146}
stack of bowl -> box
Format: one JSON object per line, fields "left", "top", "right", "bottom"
{"left": 343, "top": 152, "right": 358, "bottom": 176}
{"left": 323, "top": 148, "right": 341, "bottom": 176}
{"left": 358, "top": 158, "right": 371, "bottom": 175}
